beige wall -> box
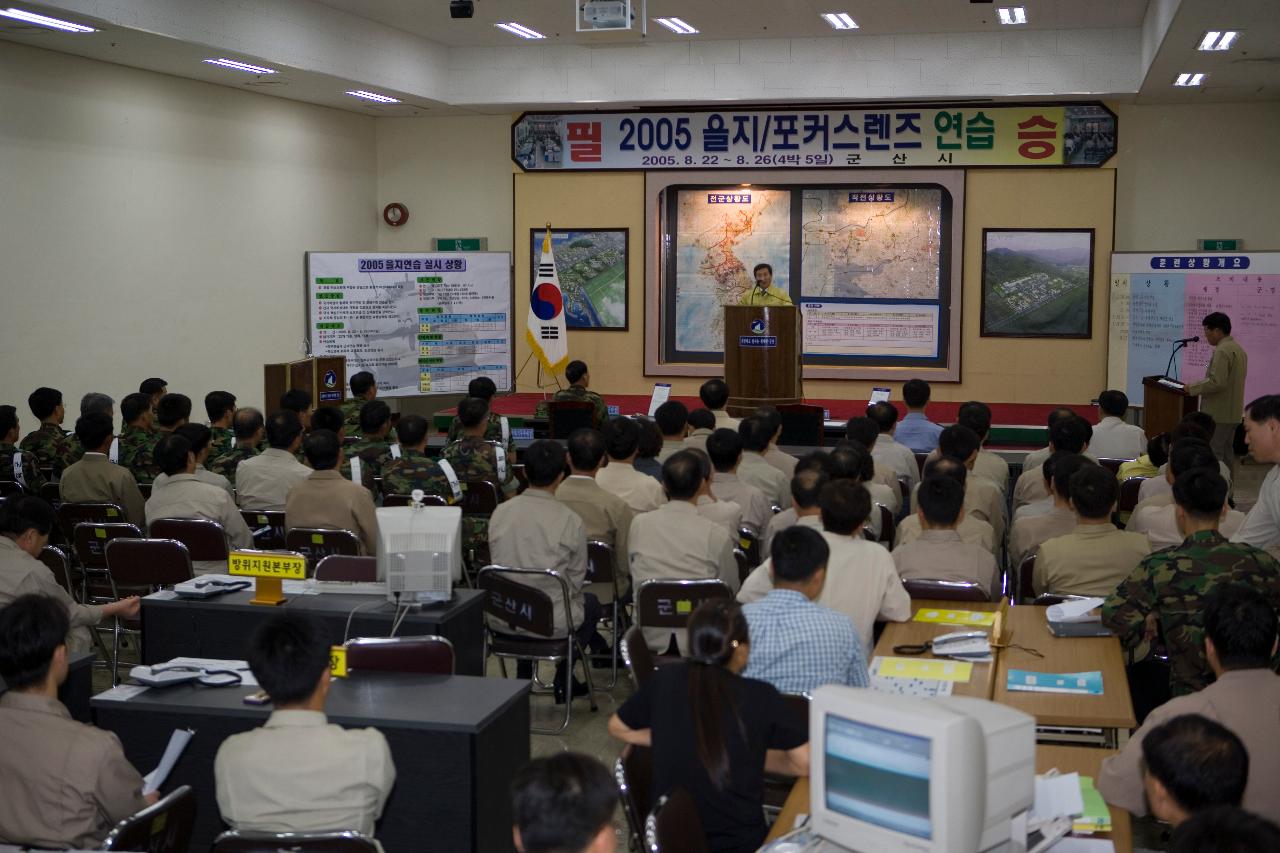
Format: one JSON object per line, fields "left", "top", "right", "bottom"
{"left": 0, "top": 41, "right": 376, "bottom": 414}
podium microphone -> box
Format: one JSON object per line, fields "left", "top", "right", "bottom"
{"left": 1174, "top": 336, "right": 1200, "bottom": 344}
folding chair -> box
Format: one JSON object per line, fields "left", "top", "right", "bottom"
{"left": 0, "top": 480, "right": 22, "bottom": 497}
{"left": 645, "top": 788, "right": 709, "bottom": 853}
{"left": 38, "top": 545, "right": 73, "bottom": 596}
{"left": 211, "top": 831, "right": 380, "bottom": 853}
{"left": 547, "top": 400, "right": 595, "bottom": 438}
{"left": 615, "top": 745, "right": 652, "bottom": 852}
{"left": 314, "top": 554, "right": 378, "bottom": 582}
{"left": 478, "top": 565, "right": 598, "bottom": 735}
{"left": 621, "top": 624, "right": 657, "bottom": 689}
{"left": 1097, "top": 458, "right": 1127, "bottom": 475}
{"left": 901, "top": 578, "right": 993, "bottom": 603}
{"left": 104, "top": 538, "right": 194, "bottom": 682}
{"left": 914, "top": 452, "right": 928, "bottom": 477}
{"left": 239, "top": 509, "right": 286, "bottom": 550}
{"left": 877, "top": 504, "right": 895, "bottom": 548}
{"left": 512, "top": 463, "right": 529, "bottom": 493}
{"left": 1017, "top": 553, "right": 1037, "bottom": 604}
{"left": 586, "top": 539, "right": 626, "bottom": 690}
{"left": 57, "top": 501, "right": 127, "bottom": 553}
{"left": 148, "top": 517, "right": 230, "bottom": 566}
{"left": 635, "top": 578, "right": 733, "bottom": 657}
{"left": 284, "top": 528, "right": 360, "bottom": 575}
{"left": 101, "top": 785, "right": 196, "bottom": 853}
{"left": 71, "top": 520, "right": 142, "bottom": 604}
{"left": 733, "top": 548, "right": 751, "bottom": 586}
{"left": 346, "top": 635, "right": 455, "bottom": 675}
{"left": 38, "top": 481, "right": 61, "bottom": 505}
{"left": 737, "top": 524, "right": 761, "bottom": 567}
{"left": 458, "top": 480, "right": 502, "bottom": 585}
{"left": 1118, "top": 476, "right": 1146, "bottom": 515}
{"left": 777, "top": 403, "right": 824, "bottom": 447}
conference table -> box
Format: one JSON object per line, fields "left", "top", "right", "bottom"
{"left": 0, "top": 649, "right": 94, "bottom": 722}
{"left": 141, "top": 588, "right": 486, "bottom": 675}
{"left": 92, "top": 671, "right": 529, "bottom": 853}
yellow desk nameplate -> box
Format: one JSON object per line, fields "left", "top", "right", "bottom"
{"left": 874, "top": 657, "right": 974, "bottom": 683}
{"left": 228, "top": 550, "right": 307, "bottom": 606}
{"left": 913, "top": 608, "right": 997, "bottom": 627}
{"left": 330, "top": 645, "right": 349, "bottom": 678}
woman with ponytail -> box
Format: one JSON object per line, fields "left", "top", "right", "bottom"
{"left": 608, "top": 599, "right": 809, "bottom": 853}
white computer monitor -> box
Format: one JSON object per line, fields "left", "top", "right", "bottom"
{"left": 376, "top": 505, "right": 462, "bottom": 604}
{"left": 809, "top": 687, "right": 1035, "bottom": 853}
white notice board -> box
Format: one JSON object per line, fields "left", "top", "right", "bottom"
{"left": 306, "top": 251, "right": 513, "bottom": 398}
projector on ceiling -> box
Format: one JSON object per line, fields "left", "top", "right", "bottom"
{"left": 450, "top": 0, "right": 474, "bottom": 19}
{"left": 578, "top": 0, "right": 634, "bottom": 31}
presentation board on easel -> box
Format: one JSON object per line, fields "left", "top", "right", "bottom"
{"left": 1107, "top": 252, "right": 1280, "bottom": 407}
{"left": 305, "top": 251, "right": 513, "bottom": 398}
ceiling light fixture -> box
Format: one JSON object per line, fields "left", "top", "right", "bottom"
{"left": 1197, "top": 30, "right": 1239, "bottom": 51}
{"left": 346, "top": 89, "right": 401, "bottom": 103}
{"left": 997, "top": 7, "right": 1027, "bottom": 25}
{"left": 654, "top": 17, "right": 697, "bottom": 35}
{"left": 1173, "top": 72, "right": 1205, "bottom": 87}
{"left": 203, "top": 58, "right": 277, "bottom": 74}
{"left": 495, "top": 22, "right": 546, "bottom": 39}
{"left": 0, "top": 7, "right": 95, "bottom": 32}
{"left": 821, "top": 12, "right": 858, "bottom": 30}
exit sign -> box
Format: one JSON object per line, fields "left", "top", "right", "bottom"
{"left": 1198, "top": 239, "right": 1240, "bottom": 251}
{"left": 432, "top": 237, "right": 487, "bottom": 251}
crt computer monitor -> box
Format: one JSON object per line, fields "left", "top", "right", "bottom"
{"left": 809, "top": 686, "right": 1035, "bottom": 853}
{"left": 376, "top": 505, "right": 462, "bottom": 604}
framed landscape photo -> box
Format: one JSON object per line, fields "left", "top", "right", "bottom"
{"left": 530, "top": 228, "right": 628, "bottom": 330}
{"left": 980, "top": 228, "right": 1095, "bottom": 338}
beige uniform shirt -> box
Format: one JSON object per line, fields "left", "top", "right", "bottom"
{"left": 1130, "top": 504, "right": 1245, "bottom": 549}
{"left": 695, "top": 495, "right": 743, "bottom": 533}
{"left": 712, "top": 410, "right": 741, "bottom": 431}
{"left": 763, "top": 507, "right": 799, "bottom": 554}
{"left": 1034, "top": 523, "right": 1152, "bottom": 597}
{"left": 628, "top": 500, "right": 738, "bottom": 653}
{"left": 154, "top": 465, "right": 233, "bottom": 499}
{"left": 925, "top": 447, "right": 1009, "bottom": 495}
{"left": 0, "top": 692, "right": 146, "bottom": 849}
{"left": 895, "top": 513, "right": 996, "bottom": 554}
{"left": 489, "top": 488, "right": 588, "bottom": 635}
{"left": 738, "top": 452, "right": 789, "bottom": 509}
{"left": 1186, "top": 334, "right": 1248, "bottom": 424}
{"left": 656, "top": 439, "right": 686, "bottom": 463}
{"left": 682, "top": 428, "right": 713, "bottom": 453}
{"left": 710, "top": 472, "right": 772, "bottom": 531}
{"left": 555, "top": 475, "right": 634, "bottom": 595}
{"left": 235, "top": 448, "right": 313, "bottom": 511}
{"left": 214, "top": 710, "right": 395, "bottom": 837}
{"left": 892, "top": 530, "right": 999, "bottom": 599}
{"left": 1088, "top": 416, "right": 1146, "bottom": 461}
{"left": 146, "top": 474, "right": 254, "bottom": 573}
{"left": 739, "top": 518, "right": 911, "bottom": 653}
{"left": 872, "top": 434, "right": 921, "bottom": 493}
{"left": 58, "top": 453, "right": 146, "bottom": 528}
{"left": 0, "top": 537, "right": 101, "bottom": 652}
{"left": 284, "top": 470, "right": 379, "bottom": 556}
{"left": 912, "top": 475, "right": 1005, "bottom": 542}
{"left": 595, "top": 460, "right": 666, "bottom": 513}
{"left": 870, "top": 463, "right": 903, "bottom": 514}
{"left": 1098, "top": 668, "right": 1280, "bottom": 819}
{"left": 1015, "top": 450, "right": 1101, "bottom": 512}
{"left": 763, "top": 445, "right": 798, "bottom": 479}
{"left": 1010, "top": 505, "right": 1078, "bottom": 567}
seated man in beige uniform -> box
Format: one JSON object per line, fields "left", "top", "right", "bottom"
{"left": 842, "top": 417, "right": 904, "bottom": 514}
{"left": 235, "top": 410, "right": 311, "bottom": 512}
{"left": 895, "top": 457, "right": 996, "bottom": 554}
{"left": 1131, "top": 439, "right": 1245, "bottom": 548}
{"left": 1014, "top": 412, "right": 1092, "bottom": 515}
{"left": 706, "top": 428, "right": 772, "bottom": 532}
{"left": 736, "top": 416, "right": 791, "bottom": 510}
{"left": 146, "top": 433, "right": 254, "bottom": 573}
{"left": 681, "top": 407, "right": 716, "bottom": 453}
{"left": 912, "top": 425, "right": 1005, "bottom": 542}
{"left": 829, "top": 444, "right": 888, "bottom": 541}
{"left": 653, "top": 401, "right": 689, "bottom": 463}
{"left": 555, "top": 428, "right": 634, "bottom": 605}
{"left": 1033, "top": 464, "right": 1151, "bottom": 597}
{"left": 699, "top": 378, "right": 740, "bottom": 432}
{"left": 285, "top": 430, "right": 379, "bottom": 556}
{"left": 763, "top": 457, "right": 831, "bottom": 554}
{"left": 59, "top": 412, "right": 145, "bottom": 527}
{"left": 682, "top": 447, "right": 743, "bottom": 534}
{"left": 1099, "top": 585, "right": 1280, "bottom": 821}
{"left": 0, "top": 497, "right": 139, "bottom": 652}
{"left": 595, "top": 417, "right": 665, "bottom": 513}
{"left": 753, "top": 405, "right": 798, "bottom": 480}
{"left": 628, "top": 450, "right": 738, "bottom": 655}
{"left": 1009, "top": 452, "right": 1094, "bottom": 566}
{"left": 0, "top": 594, "right": 152, "bottom": 848}
{"left": 151, "top": 423, "right": 233, "bottom": 497}
{"left": 893, "top": 474, "right": 999, "bottom": 598}
{"left": 215, "top": 612, "right": 395, "bottom": 836}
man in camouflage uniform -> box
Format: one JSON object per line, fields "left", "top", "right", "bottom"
{"left": 345, "top": 400, "right": 398, "bottom": 491}
{"left": 0, "top": 405, "right": 47, "bottom": 493}
{"left": 19, "top": 387, "right": 81, "bottom": 479}
{"left": 441, "top": 396, "right": 517, "bottom": 565}
{"left": 381, "top": 415, "right": 453, "bottom": 501}
{"left": 204, "top": 391, "right": 237, "bottom": 460}
{"left": 446, "top": 376, "right": 516, "bottom": 459}
{"left": 310, "top": 406, "right": 374, "bottom": 490}
{"left": 1103, "top": 467, "right": 1280, "bottom": 696}
{"left": 207, "top": 407, "right": 263, "bottom": 488}
{"left": 118, "top": 392, "right": 162, "bottom": 484}
{"left": 340, "top": 371, "right": 378, "bottom": 439}
{"left": 552, "top": 360, "right": 608, "bottom": 429}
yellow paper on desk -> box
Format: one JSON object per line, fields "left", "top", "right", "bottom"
{"left": 913, "top": 608, "right": 997, "bottom": 627}
{"left": 876, "top": 657, "right": 974, "bottom": 682}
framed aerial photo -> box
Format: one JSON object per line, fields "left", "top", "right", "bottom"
{"left": 981, "top": 228, "right": 1095, "bottom": 338}
{"left": 530, "top": 228, "right": 628, "bottom": 330}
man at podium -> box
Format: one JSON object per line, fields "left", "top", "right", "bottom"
{"left": 1185, "top": 312, "right": 1248, "bottom": 472}
{"left": 739, "top": 263, "right": 793, "bottom": 306}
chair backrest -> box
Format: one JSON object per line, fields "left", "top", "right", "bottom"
{"left": 616, "top": 745, "right": 653, "bottom": 851}
{"left": 37, "top": 545, "right": 73, "bottom": 594}
{"left": 72, "top": 521, "right": 143, "bottom": 570}
{"left": 240, "top": 509, "right": 286, "bottom": 550}
{"left": 458, "top": 480, "right": 501, "bottom": 515}
{"left": 106, "top": 538, "right": 194, "bottom": 587}
{"left": 877, "top": 504, "right": 895, "bottom": 546}
{"left": 512, "top": 463, "right": 529, "bottom": 492}
{"left": 902, "top": 577, "right": 992, "bottom": 602}
{"left": 284, "top": 528, "right": 361, "bottom": 574}
{"left": 1017, "top": 553, "right": 1037, "bottom": 603}
{"left": 621, "top": 624, "right": 655, "bottom": 689}
{"left": 346, "top": 635, "right": 454, "bottom": 674}
{"left": 586, "top": 539, "right": 620, "bottom": 598}
{"left": 382, "top": 493, "right": 448, "bottom": 508}
{"left": 314, "top": 554, "right": 378, "bottom": 582}
{"left": 737, "top": 524, "right": 761, "bottom": 567}
{"left": 0, "top": 480, "right": 22, "bottom": 497}
{"left": 645, "top": 788, "right": 709, "bottom": 853}
{"left": 1097, "top": 457, "right": 1127, "bottom": 475}
{"left": 149, "top": 517, "right": 230, "bottom": 561}
{"left": 778, "top": 403, "right": 825, "bottom": 447}
{"left": 1118, "top": 476, "right": 1146, "bottom": 514}
{"left": 913, "top": 452, "right": 928, "bottom": 477}
{"left": 211, "top": 830, "right": 380, "bottom": 853}
{"left": 733, "top": 548, "right": 751, "bottom": 585}
{"left": 137, "top": 483, "right": 152, "bottom": 500}
{"left": 547, "top": 400, "right": 595, "bottom": 438}
{"left": 57, "top": 501, "right": 126, "bottom": 543}
{"left": 636, "top": 579, "right": 733, "bottom": 630}
{"left": 477, "top": 565, "right": 560, "bottom": 638}
{"left": 101, "top": 784, "right": 197, "bottom": 853}
{"left": 38, "top": 481, "right": 61, "bottom": 506}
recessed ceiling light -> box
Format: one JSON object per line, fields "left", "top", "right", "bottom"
{"left": 821, "top": 12, "right": 858, "bottom": 30}
{"left": 654, "top": 17, "right": 698, "bottom": 35}
{"left": 0, "top": 7, "right": 95, "bottom": 32}
{"left": 1173, "top": 72, "right": 1206, "bottom": 87}
{"left": 997, "top": 7, "right": 1027, "bottom": 25}
{"left": 346, "top": 90, "right": 401, "bottom": 103}
{"left": 495, "top": 22, "right": 545, "bottom": 39}
{"left": 1197, "top": 30, "right": 1240, "bottom": 51}
{"left": 203, "top": 58, "right": 276, "bottom": 75}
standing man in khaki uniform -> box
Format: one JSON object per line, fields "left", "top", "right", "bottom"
{"left": 285, "top": 430, "right": 379, "bottom": 556}
{"left": 59, "top": 413, "right": 146, "bottom": 527}
{"left": 1185, "top": 312, "right": 1248, "bottom": 476}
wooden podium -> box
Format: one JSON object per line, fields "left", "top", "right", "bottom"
{"left": 1142, "top": 375, "right": 1198, "bottom": 438}
{"left": 264, "top": 357, "right": 347, "bottom": 410}
{"left": 723, "top": 305, "right": 802, "bottom": 417}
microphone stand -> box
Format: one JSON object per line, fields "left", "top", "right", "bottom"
{"left": 1165, "top": 340, "right": 1189, "bottom": 382}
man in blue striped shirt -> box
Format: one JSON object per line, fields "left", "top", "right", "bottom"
{"left": 741, "top": 526, "right": 869, "bottom": 695}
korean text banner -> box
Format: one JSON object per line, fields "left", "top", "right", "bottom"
{"left": 513, "top": 103, "right": 1115, "bottom": 171}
